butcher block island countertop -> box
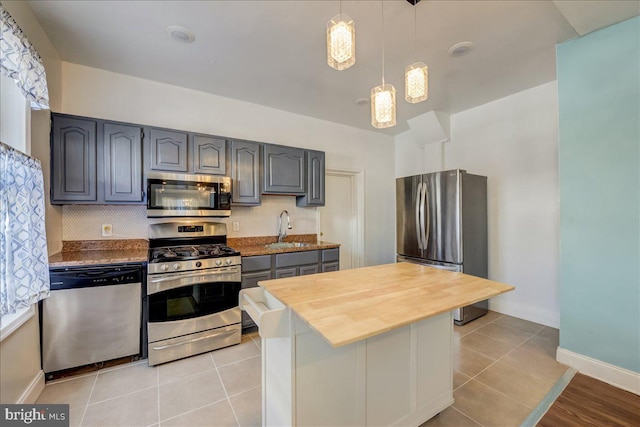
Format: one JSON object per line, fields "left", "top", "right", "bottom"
{"left": 259, "top": 262, "right": 515, "bottom": 347}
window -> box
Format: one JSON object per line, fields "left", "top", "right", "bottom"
{"left": 0, "top": 72, "right": 34, "bottom": 341}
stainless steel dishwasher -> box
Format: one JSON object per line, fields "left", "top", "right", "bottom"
{"left": 42, "top": 264, "right": 143, "bottom": 374}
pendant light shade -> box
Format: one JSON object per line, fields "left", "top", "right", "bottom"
{"left": 327, "top": 14, "right": 355, "bottom": 70}
{"left": 405, "top": 62, "right": 428, "bottom": 103}
{"left": 371, "top": 83, "right": 396, "bottom": 129}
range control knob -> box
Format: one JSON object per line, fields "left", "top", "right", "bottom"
{"left": 173, "top": 263, "right": 182, "bottom": 270}
{"left": 215, "top": 259, "right": 222, "bottom": 266}
{"left": 160, "top": 264, "right": 169, "bottom": 272}
{"left": 195, "top": 261, "right": 202, "bottom": 268}
{"left": 225, "top": 258, "right": 232, "bottom": 265}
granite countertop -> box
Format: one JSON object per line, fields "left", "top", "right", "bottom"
{"left": 48, "top": 235, "right": 340, "bottom": 267}
{"left": 229, "top": 234, "right": 340, "bottom": 257}
{"left": 48, "top": 240, "right": 149, "bottom": 267}
{"left": 259, "top": 262, "right": 515, "bottom": 348}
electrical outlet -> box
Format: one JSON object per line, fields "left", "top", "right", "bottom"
{"left": 101, "top": 224, "right": 113, "bottom": 237}
{"left": 232, "top": 221, "right": 240, "bottom": 232}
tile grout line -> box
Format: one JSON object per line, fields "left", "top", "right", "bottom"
{"left": 78, "top": 373, "right": 98, "bottom": 427}
{"left": 449, "top": 405, "right": 485, "bottom": 427}
{"left": 156, "top": 366, "right": 161, "bottom": 427}
{"left": 157, "top": 396, "right": 233, "bottom": 425}
{"left": 213, "top": 363, "right": 241, "bottom": 427}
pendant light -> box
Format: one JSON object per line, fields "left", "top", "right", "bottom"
{"left": 326, "top": 1, "right": 355, "bottom": 71}
{"left": 405, "top": 1, "right": 428, "bottom": 103}
{"left": 371, "top": 0, "right": 396, "bottom": 129}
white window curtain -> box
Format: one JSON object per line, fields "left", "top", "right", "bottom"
{"left": 0, "top": 142, "right": 50, "bottom": 316}
{"left": 0, "top": 2, "right": 49, "bottom": 110}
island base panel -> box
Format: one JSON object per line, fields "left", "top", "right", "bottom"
{"left": 262, "top": 309, "right": 454, "bottom": 426}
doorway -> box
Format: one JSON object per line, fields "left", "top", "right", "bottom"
{"left": 318, "top": 169, "right": 364, "bottom": 270}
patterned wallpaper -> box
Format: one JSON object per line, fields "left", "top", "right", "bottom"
{"left": 62, "top": 196, "right": 318, "bottom": 241}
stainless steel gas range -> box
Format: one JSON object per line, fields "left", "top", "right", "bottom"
{"left": 146, "top": 221, "right": 241, "bottom": 366}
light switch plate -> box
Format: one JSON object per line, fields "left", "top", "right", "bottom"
{"left": 102, "top": 224, "right": 113, "bottom": 237}
{"left": 232, "top": 221, "right": 240, "bottom": 232}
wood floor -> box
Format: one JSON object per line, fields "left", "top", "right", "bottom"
{"left": 537, "top": 373, "right": 640, "bottom": 427}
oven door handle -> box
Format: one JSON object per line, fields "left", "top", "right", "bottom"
{"left": 151, "top": 329, "right": 237, "bottom": 351}
{"left": 147, "top": 267, "right": 241, "bottom": 295}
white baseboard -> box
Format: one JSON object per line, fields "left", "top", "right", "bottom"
{"left": 488, "top": 298, "right": 559, "bottom": 328}
{"left": 556, "top": 347, "right": 640, "bottom": 395}
{"left": 17, "top": 370, "right": 45, "bottom": 404}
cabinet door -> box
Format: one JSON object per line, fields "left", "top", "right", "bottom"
{"left": 263, "top": 144, "right": 305, "bottom": 194}
{"left": 299, "top": 265, "right": 319, "bottom": 276}
{"left": 230, "top": 140, "right": 261, "bottom": 205}
{"left": 51, "top": 115, "right": 97, "bottom": 202}
{"left": 192, "top": 135, "right": 226, "bottom": 175}
{"left": 297, "top": 150, "right": 325, "bottom": 207}
{"left": 276, "top": 268, "right": 297, "bottom": 279}
{"left": 241, "top": 270, "right": 272, "bottom": 329}
{"left": 322, "top": 262, "right": 340, "bottom": 272}
{"left": 104, "top": 123, "right": 143, "bottom": 202}
{"left": 149, "top": 128, "right": 188, "bottom": 172}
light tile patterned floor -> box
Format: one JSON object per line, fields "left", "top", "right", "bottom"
{"left": 36, "top": 312, "right": 567, "bottom": 427}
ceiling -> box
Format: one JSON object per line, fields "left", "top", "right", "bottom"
{"left": 26, "top": 0, "right": 639, "bottom": 135}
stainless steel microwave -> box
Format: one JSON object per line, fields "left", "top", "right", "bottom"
{"left": 146, "top": 172, "right": 231, "bottom": 217}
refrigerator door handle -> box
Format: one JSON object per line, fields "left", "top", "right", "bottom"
{"left": 419, "top": 183, "right": 427, "bottom": 251}
{"left": 415, "top": 184, "right": 423, "bottom": 249}
{"left": 424, "top": 181, "right": 430, "bottom": 252}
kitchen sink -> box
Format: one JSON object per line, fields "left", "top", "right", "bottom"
{"left": 264, "top": 242, "right": 314, "bottom": 249}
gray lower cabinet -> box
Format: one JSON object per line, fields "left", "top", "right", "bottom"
{"left": 322, "top": 262, "right": 339, "bottom": 272}
{"left": 192, "top": 135, "right": 226, "bottom": 175}
{"left": 230, "top": 140, "right": 261, "bottom": 206}
{"left": 262, "top": 144, "right": 305, "bottom": 195}
{"left": 51, "top": 115, "right": 98, "bottom": 202}
{"left": 149, "top": 128, "right": 188, "bottom": 172}
{"left": 241, "top": 255, "right": 272, "bottom": 329}
{"left": 104, "top": 123, "right": 143, "bottom": 202}
{"left": 297, "top": 150, "right": 325, "bottom": 207}
{"left": 241, "top": 248, "right": 339, "bottom": 330}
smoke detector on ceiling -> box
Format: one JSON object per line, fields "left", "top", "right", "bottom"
{"left": 166, "top": 25, "right": 195, "bottom": 43}
{"left": 448, "top": 41, "right": 474, "bottom": 57}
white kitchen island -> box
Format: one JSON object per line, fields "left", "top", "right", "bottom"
{"left": 239, "top": 262, "right": 514, "bottom": 427}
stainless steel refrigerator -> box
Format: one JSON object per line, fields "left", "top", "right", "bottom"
{"left": 396, "top": 169, "right": 488, "bottom": 325}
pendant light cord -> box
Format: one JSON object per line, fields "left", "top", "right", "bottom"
{"left": 381, "top": 0, "right": 385, "bottom": 85}
{"left": 414, "top": 3, "right": 417, "bottom": 61}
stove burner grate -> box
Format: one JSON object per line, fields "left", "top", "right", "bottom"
{"left": 149, "top": 244, "right": 238, "bottom": 262}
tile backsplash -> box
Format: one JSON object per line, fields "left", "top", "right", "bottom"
{"left": 62, "top": 196, "right": 318, "bottom": 241}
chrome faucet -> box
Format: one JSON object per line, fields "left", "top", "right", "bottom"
{"left": 277, "top": 210, "right": 292, "bottom": 243}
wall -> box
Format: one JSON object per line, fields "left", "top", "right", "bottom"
{"left": 1, "top": 0, "right": 62, "bottom": 405}
{"left": 55, "top": 62, "right": 396, "bottom": 267}
{"left": 557, "top": 17, "right": 639, "bottom": 373}
{"left": 0, "top": 73, "right": 29, "bottom": 150}
{"left": 62, "top": 196, "right": 318, "bottom": 240}
{"left": 394, "top": 81, "right": 560, "bottom": 327}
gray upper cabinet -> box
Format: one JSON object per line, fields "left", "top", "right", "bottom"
{"left": 104, "top": 123, "right": 143, "bottom": 202}
{"left": 230, "top": 140, "right": 261, "bottom": 206}
{"left": 297, "top": 150, "right": 325, "bottom": 207}
{"left": 262, "top": 144, "right": 305, "bottom": 195}
{"left": 51, "top": 113, "right": 144, "bottom": 205}
{"left": 149, "top": 128, "right": 188, "bottom": 172}
{"left": 192, "top": 135, "right": 226, "bottom": 175}
{"left": 51, "top": 115, "right": 97, "bottom": 202}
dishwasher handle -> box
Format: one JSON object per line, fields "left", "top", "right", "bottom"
{"left": 49, "top": 266, "right": 143, "bottom": 290}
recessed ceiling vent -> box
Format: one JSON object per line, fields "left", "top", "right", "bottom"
{"left": 166, "top": 25, "right": 195, "bottom": 43}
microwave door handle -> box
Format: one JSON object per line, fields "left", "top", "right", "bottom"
{"left": 415, "top": 184, "right": 423, "bottom": 250}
